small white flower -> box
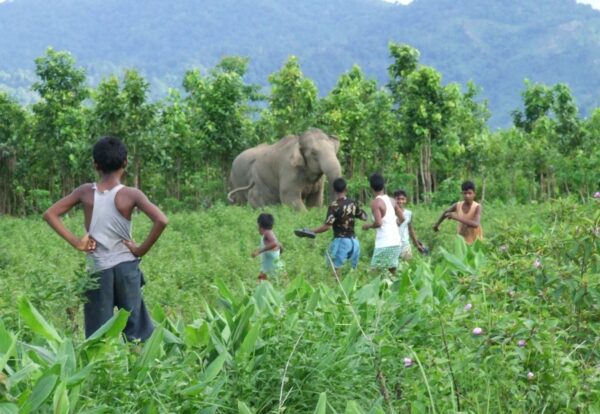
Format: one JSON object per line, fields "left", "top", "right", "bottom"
{"left": 518, "top": 340, "right": 526, "bottom": 347}
{"left": 527, "top": 371, "right": 535, "bottom": 381}
{"left": 500, "top": 244, "right": 508, "bottom": 252}
{"left": 533, "top": 258, "right": 542, "bottom": 269}
{"left": 403, "top": 357, "right": 413, "bottom": 368}
{"left": 508, "top": 290, "right": 516, "bottom": 298}
{"left": 472, "top": 327, "right": 483, "bottom": 336}
{"left": 464, "top": 303, "right": 473, "bottom": 311}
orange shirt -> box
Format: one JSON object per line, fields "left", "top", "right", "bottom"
{"left": 456, "top": 201, "right": 483, "bottom": 244}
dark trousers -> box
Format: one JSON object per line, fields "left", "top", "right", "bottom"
{"left": 84, "top": 260, "right": 154, "bottom": 341}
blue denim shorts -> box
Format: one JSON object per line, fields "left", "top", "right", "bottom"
{"left": 328, "top": 237, "right": 360, "bottom": 269}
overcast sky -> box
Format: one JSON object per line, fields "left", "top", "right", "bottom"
{"left": 382, "top": 0, "right": 600, "bottom": 9}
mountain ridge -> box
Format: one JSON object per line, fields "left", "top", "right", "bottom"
{"left": 1, "top": 0, "right": 600, "bottom": 126}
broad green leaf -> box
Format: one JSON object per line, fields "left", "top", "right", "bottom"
{"left": 135, "top": 327, "right": 164, "bottom": 370}
{"left": 18, "top": 297, "right": 62, "bottom": 344}
{"left": 345, "top": 401, "right": 366, "bottom": 414}
{"left": 0, "top": 321, "right": 12, "bottom": 354}
{"left": 0, "top": 332, "right": 16, "bottom": 373}
{"left": 184, "top": 322, "right": 210, "bottom": 348}
{"left": 313, "top": 392, "right": 327, "bottom": 414}
{"left": 26, "top": 374, "right": 58, "bottom": 412}
{"left": 84, "top": 309, "right": 129, "bottom": 343}
{"left": 58, "top": 339, "right": 76, "bottom": 380}
{"left": 231, "top": 305, "right": 254, "bottom": 348}
{"left": 67, "top": 363, "right": 95, "bottom": 387}
{"left": 52, "top": 381, "right": 69, "bottom": 414}
{"left": 0, "top": 403, "right": 19, "bottom": 414}
{"left": 238, "top": 322, "right": 260, "bottom": 357}
{"left": 200, "top": 353, "right": 227, "bottom": 383}
{"left": 237, "top": 401, "right": 254, "bottom": 414}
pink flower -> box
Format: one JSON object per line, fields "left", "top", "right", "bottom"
{"left": 533, "top": 258, "right": 542, "bottom": 269}
{"left": 527, "top": 371, "right": 535, "bottom": 381}
{"left": 403, "top": 357, "right": 413, "bottom": 368}
{"left": 594, "top": 191, "right": 600, "bottom": 199}
{"left": 472, "top": 327, "right": 483, "bottom": 336}
{"left": 464, "top": 303, "right": 473, "bottom": 311}
{"left": 518, "top": 340, "right": 526, "bottom": 347}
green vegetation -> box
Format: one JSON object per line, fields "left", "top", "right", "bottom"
{"left": 1, "top": 45, "right": 599, "bottom": 215}
{"left": 3, "top": 0, "right": 600, "bottom": 125}
{"left": 1, "top": 201, "right": 599, "bottom": 412}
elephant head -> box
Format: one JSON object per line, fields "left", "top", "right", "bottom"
{"left": 297, "top": 129, "right": 342, "bottom": 201}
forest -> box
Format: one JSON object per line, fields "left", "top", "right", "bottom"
{"left": 0, "top": 44, "right": 599, "bottom": 215}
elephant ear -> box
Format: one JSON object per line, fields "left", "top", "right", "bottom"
{"left": 329, "top": 135, "right": 341, "bottom": 153}
{"left": 290, "top": 139, "right": 306, "bottom": 168}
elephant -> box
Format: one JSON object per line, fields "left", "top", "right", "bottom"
{"left": 228, "top": 128, "right": 342, "bottom": 210}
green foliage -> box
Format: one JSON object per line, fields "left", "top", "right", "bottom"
{"left": 2, "top": 202, "right": 600, "bottom": 412}
{"left": 266, "top": 56, "right": 318, "bottom": 139}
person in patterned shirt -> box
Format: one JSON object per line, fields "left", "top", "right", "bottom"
{"left": 309, "top": 178, "right": 367, "bottom": 277}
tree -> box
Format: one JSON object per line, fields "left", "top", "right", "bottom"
{"left": 184, "top": 57, "right": 261, "bottom": 189}
{"left": 31, "top": 48, "right": 89, "bottom": 196}
{"left": 267, "top": 56, "right": 318, "bottom": 139}
{"left": 318, "top": 65, "right": 395, "bottom": 180}
{"left": 0, "top": 92, "right": 28, "bottom": 214}
{"left": 121, "top": 69, "right": 157, "bottom": 189}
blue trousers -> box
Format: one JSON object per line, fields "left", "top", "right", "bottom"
{"left": 85, "top": 260, "right": 154, "bottom": 341}
{"left": 328, "top": 237, "right": 360, "bottom": 269}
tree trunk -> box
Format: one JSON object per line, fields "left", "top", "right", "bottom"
{"left": 481, "top": 175, "right": 486, "bottom": 203}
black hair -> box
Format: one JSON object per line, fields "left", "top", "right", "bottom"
{"left": 461, "top": 180, "right": 476, "bottom": 192}
{"left": 369, "top": 173, "right": 385, "bottom": 192}
{"left": 393, "top": 189, "right": 408, "bottom": 198}
{"left": 93, "top": 136, "right": 128, "bottom": 173}
{"left": 332, "top": 177, "right": 347, "bottom": 193}
{"left": 257, "top": 213, "right": 274, "bottom": 230}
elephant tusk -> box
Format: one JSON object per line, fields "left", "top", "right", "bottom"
{"left": 227, "top": 182, "right": 255, "bottom": 203}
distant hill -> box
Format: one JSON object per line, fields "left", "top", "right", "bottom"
{"left": 1, "top": 0, "right": 600, "bottom": 126}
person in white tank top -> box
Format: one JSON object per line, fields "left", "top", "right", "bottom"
{"left": 43, "top": 136, "right": 168, "bottom": 341}
{"left": 362, "top": 173, "right": 403, "bottom": 275}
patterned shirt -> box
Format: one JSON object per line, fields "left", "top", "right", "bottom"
{"left": 325, "top": 197, "right": 366, "bottom": 238}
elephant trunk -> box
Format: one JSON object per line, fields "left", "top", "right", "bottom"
{"left": 322, "top": 160, "right": 343, "bottom": 202}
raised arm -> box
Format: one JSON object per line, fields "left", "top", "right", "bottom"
{"left": 433, "top": 203, "right": 457, "bottom": 232}
{"left": 393, "top": 199, "right": 405, "bottom": 225}
{"left": 448, "top": 204, "right": 481, "bottom": 228}
{"left": 122, "top": 189, "right": 168, "bottom": 257}
{"left": 43, "top": 185, "right": 96, "bottom": 252}
{"left": 362, "top": 199, "right": 383, "bottom": 230}
{"left": 311, "top": 206, "right": 335, "bottom": 234}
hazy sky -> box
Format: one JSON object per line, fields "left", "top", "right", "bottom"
{"left": 382, "top": 0, "right": 600, "bottom": 9}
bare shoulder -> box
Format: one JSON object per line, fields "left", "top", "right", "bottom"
{"left": 120, "top": 186, "right": 147, "bottom": 202}
{"left": 73, "top": 183, "right": 95, "bottom": 200}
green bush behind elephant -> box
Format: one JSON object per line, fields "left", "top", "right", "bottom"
{"left": 228, "top": 129, "right": 342, "bottom": 210}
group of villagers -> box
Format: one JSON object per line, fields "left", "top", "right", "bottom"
{"left": 252, "top": 173, "right": 483, "bottom": 280}
{"left": 43, "top": 136, "right": 483, "bottom": 343}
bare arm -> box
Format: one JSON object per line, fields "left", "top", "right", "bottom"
{"left": 252, "top": 231, "right": 280, "bottom": 257}
{"left": 408, "top": 223, "right": 424, "bottom": 251}
{"left": 122, "top": 189, "right": 168, "bottom": 257}
{"left": 394, "top": 201, "right": 405, "bottom": 225}
{"left": 43, "top": 185, "right": 96, "bottom": 252}
{"left": 362, "top": 199, "right": 383, "bottom": 230}
{"left": 448, "top": 205, "right": 481, "bottom": 228}
{"left": 311, "top": 223, "right": 332, "bottom": 234}
{"left": 433, "top": 203, "right": 457, "bottom": 232}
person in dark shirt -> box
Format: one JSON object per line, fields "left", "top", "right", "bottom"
{"left": 309, "top": 178, "right": 367, "bottom": 277}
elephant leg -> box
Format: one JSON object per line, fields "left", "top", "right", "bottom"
{"left": 280, "top": 188, "right": 307, "bottom": 211}
{"left": 305, "top": 189, "right": 324, "bottom": 208}
{"left": 248, "top": 176, "right": 280, "bottom": 207}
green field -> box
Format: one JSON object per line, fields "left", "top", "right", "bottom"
{"left": 1, "top": 200, "right": 600, "bottom": 413}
